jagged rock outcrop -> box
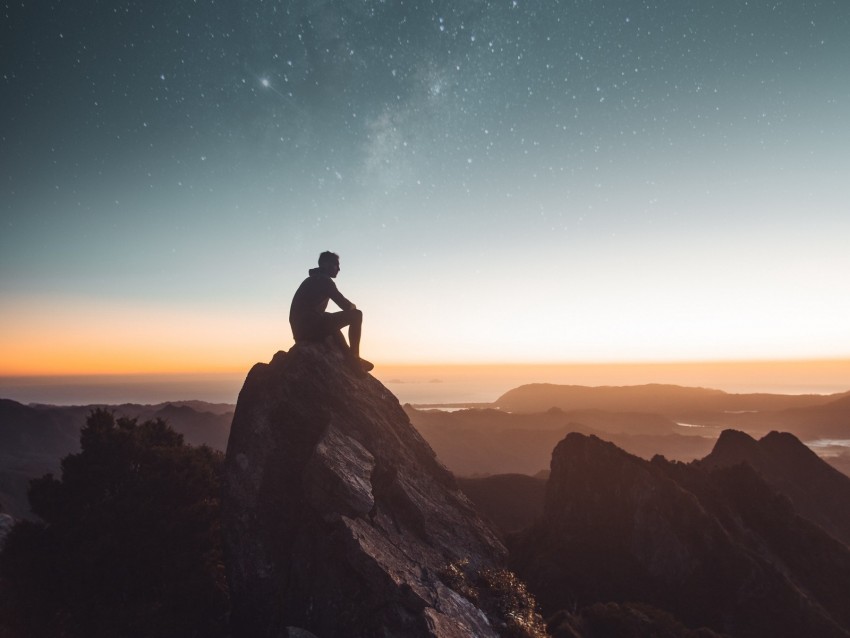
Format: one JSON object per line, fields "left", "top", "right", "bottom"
{"left": 700, "top": 429, "right": 850, "bottom": 546}
{"left": 511, "top": 433, "right": 850, "bottom": 638}
{"left": 222, "top": 342, "right": 516, "bottom": 638}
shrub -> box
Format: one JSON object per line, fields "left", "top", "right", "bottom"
{"left": 441, "top": 559, "right": 547, "bottom": 638}
{"left": 0, "top": 409, "right": 228, "bottom": 638}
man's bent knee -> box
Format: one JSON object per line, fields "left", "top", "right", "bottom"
{"left": 340, "top": 308, "right": 362, "bottom": 326}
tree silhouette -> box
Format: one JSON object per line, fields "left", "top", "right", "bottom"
{"left": 0, "top": 409, "right": 227, "bottom": 637}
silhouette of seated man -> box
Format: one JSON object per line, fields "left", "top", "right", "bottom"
{"left": 289, "top": 251, "right": 373, "bottom": 372}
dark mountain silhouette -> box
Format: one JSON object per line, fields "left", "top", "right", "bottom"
{"left": 700, "top": 429, "right": 850, "bottom": 546}
{"left": 222, "top": 342, "right": 544, "bottom": 638}
{"left": 511, "top": 433, "right": 850, "bottom": 638}
{"left": 459, "top": 430, "right": 850, "bottom": 570}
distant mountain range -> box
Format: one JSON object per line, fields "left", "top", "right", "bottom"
{"left": 3, "top": 381, "right": 849, "bottom": 517}
{"left": 406, "top": 405, "right": 718, "bottom": 477}
{"left": 488, "top": 383, "right": 850, "bottom": 475}
{"left": 495, "top": 383, "right": 850, "bottom": 418}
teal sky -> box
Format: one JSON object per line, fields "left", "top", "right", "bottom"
{"left": 2, "top": 0, "right": 849, "bottom": 371}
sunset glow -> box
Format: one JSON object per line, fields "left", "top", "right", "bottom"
{"left": 2, "top": 1, "right": 849, "bottom": 382}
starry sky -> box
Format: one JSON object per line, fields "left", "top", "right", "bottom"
{"left": 2, "top": 0, "right": 850, "bottom": 375}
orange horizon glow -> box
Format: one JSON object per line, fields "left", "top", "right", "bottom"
{"left": 0, "top": 295, "right": 278, "bottom": 376}
{"left": 4, "top": 358, "right": 850, "bottom": 394}
{"left": 4, "top": 330, "right": 850, "bottom": 381}
{"left": 5, "top": 326, "right": 850, "bottom": 377}
{"left": 1, "top": 326, "right": 265, "bottom": 376}
{"left": 4, "top": 295, "right": 850, "bottom": 381}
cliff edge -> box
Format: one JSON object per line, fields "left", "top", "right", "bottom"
{"left": 222, "top": 341, "right": 516, "bottom": 638}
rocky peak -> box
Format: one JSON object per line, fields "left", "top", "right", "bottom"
{"left": 702, "top": 428, "right": 761, "bottom": 466}
{"left": 759, "top": 429, "right": 827, "bottom": 466}
{"left": 538, "top": 433, "right": 727, "bottom": 590}
{"left": 511, "top": 432, "right": 850, "bottom": 638}
{"left": 222, "top": 341, "right": 521, "bottom": 638}
{"left": 702, "top": 428, "right": 850, "bottom": 547}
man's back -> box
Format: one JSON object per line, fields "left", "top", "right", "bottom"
{"left": 289, "top": 267, "right": 345, "bottom": 325}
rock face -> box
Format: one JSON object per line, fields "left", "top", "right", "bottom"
{"left": 222, "top": 342, "right": 508, "bottom": 638}
{"left": 511, "top": 433, "right": 850, "bottom": 638}
{"left": 700, "top": 429, "right": 850, "bottom": 546}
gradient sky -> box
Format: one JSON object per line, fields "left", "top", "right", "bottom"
{"left": 2, "top": 0, "right": 849, "bottom": 374}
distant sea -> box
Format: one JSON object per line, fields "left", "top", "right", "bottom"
{"left": 0, "top": 372, "right": 500, "bottom": 406}
{"left": 0, "top": 373, "right": 248, "bottom": 406}
{"left": 2, "top": 360, "right": 849, "bottom": 406}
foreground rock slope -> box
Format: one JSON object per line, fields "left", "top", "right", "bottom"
{"left": 223, "top": 342, "right": 522, "bottom": 638}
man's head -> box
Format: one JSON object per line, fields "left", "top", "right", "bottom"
{"left": 318, "top": 251, "right": 341, "bottom": 277}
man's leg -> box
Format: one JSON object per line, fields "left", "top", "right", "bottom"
{"left": 323, "top": 309, "right": 363, "bottom": 357}
{"left": 347, "top": 310, "right": 362, "bottom": 358}
{"left": 324, "top": 310, "right": 372, "bottom": 371}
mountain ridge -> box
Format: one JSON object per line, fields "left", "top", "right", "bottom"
{"left": 495, "top": 382, "right": 850, "bottom": 415}
{"left": 700, "top": 429, "right": 850, "bottom": 546}
{"left": 510, "top": 431, "right": 850, "bottom": 638}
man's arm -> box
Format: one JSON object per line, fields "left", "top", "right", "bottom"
{"left": 328, "top": 280, "right": 354, "bottom": 311}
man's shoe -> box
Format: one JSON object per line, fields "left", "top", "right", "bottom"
{"left": 359, "top": 358, "right": 374, "bottom": 372}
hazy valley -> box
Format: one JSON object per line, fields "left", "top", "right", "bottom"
{"left": 3, "top": 383, "right": 850, "bottom": 520}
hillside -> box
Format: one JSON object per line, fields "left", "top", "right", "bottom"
{"left": 701, "top": 429, "right": 850, "bottom": 546}
{"left": 511, "top": 432, "right": 850, "bottom": 638}
{"left": 407, "top": 405, "right": 717, "bottom": 476}
{"left": 495, "top": 383, "right": 850, "bottom": 428}
{"left": 4, "top": 380, "right": 849, "bottom": 520}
